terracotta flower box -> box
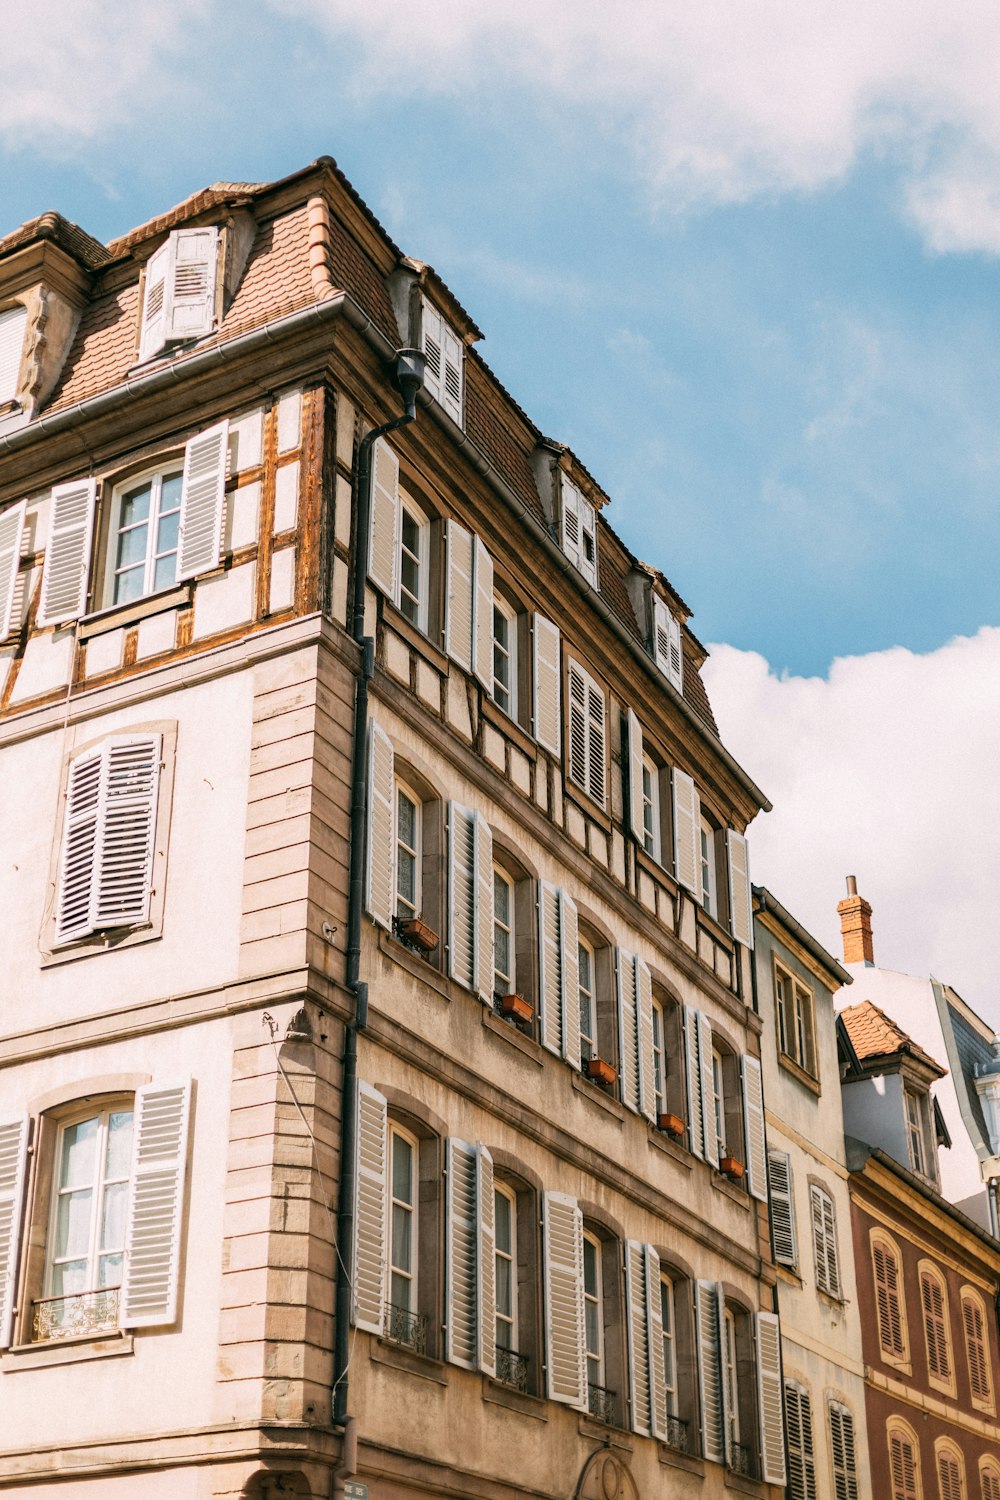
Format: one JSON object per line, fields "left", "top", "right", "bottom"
{"left": 720, "top": 1155, "right": 745, "bottom": 1181}
{"left": 658, "top": 1112, "right": 686, "bottom": 1138}
{"left": 586, "top": 1057, "right": 617, "bottom": 1088}
{"left": 398, "top": 918, "right": 439, "bottom": 954}
{"left": 499, "top": 993, "right": 533, "bottom": 1024}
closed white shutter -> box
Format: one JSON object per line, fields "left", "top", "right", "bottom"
{"left": 165, "top": 227, "right": 218, "bottom": 343}
{"left": 672, "top": 768, "right": 700, "bottom": 895}
{"left": 617, "top": 949, "right": 641, "bottom": 1114}
{"left": 448, "top": 802, "right": 477, "bottom": 991}
{"left": 652, "top": 595, "right": 683, "bottom": 691}
{"left": 0, "top": 500, "right": 25, "bottom": 639}
{"left": 39, "top": 477, "right": 97, "bottom": 626}
{"left": 543, "top": 1191, "right": 586, "bottom": 1407}
{"left": 0, "top": 1117, "right": 30, "bottom": 1350}
{"left": 695, "top": 1279, "right": 724, "bottom": 1462}
{"left": 626, "top": 707, "right": 645, "bottom": 841}
{"left": 441, "top": 320, "right": 464, "bottom": 427}
{"left": 532, "top": 614, "right": 561, "bottom": 756}
{"left": 829, "top": 1402, "right": 860, "bottom": 1500}
{"left": 685, "top": 1006, "right": 705, "bottom": 1160}
{"left": 475, "top": 811, "right": 494, "bottom": 1002}
{"left": 757, "top": 1310, "right": 787, "bottom": 1485}
{"left": 93, "top": 735, "right": 161, "bottom": 931}
{"left": 646, "top": 1244, "right": 668, "bottom": 1441}
{"left": 567, "top": 661, "right": 606, "bottom": 807}
{"left": 741, "top": 1055, "right": 768, "bottom": 1202}
{"left": 422, "top": 300, "right": 444, "bottom": 406}
{"left": 768, "top": 1150, "right": 797, "bottom": 1268}
{"left": 365, "top": 722, "right": 395, "bottom": 929}
{"left": 810, "top": 1184, "right": 841, "bottom": 1297}
{"left": 586, "top": 674, "right": 606, "bottom": 807}
{"left": 636, "top": 959, "right": 655, "bottom": 1123}
{"left": 444, "top": 520, "right": 475, "bottom": 673}
{"left": 727, "top": 830, "right": 754, "bottom": 948}
{"left": 445, "top": 1137, "right": 479, "bottom": 1369}
{"left": 698, "top": 1011, "right": 719, "bottom": 1167}
{"left": 353, "top": 1082, "right": 387, "bottom": 1334}
{"left": 559, "top": 891, "right": 581, "bottom": 1070}
{"left": 0, "top": 304, "right": 27, "bottom": 404}
{"left": 120, "top": 1080, "right": 191, "bottom": 1328}
{"left": 477, "top": 1146, "right": 496, "bottom": 1378}
{"left": 368, "top": 437, "right": 399, "bottom": 598}
{"left": 473, "top": 536, "right": 494, "bottom": 687}
{"left": 625, "top": 1240, "right": 652, "bottom": 1436}
{"left": 138, "top": 239, "right": 172, "bottom": 361}
{"left": 560, "top": 476, "right": 582, "bottom": 570}
{"left": 177, "top": 420, "right": 229, "bottom": 580}
{"left": 785, "top": 1382, "right": 817, "bottom": 1500}
{"left": 538, "top": 881, "right": 563, "bottom": 1058}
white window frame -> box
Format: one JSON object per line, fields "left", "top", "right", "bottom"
{"left": 395, "top": 781, "right": 422, "bottom": 925}
{"left": 651, "top": 999, "right": 666, "bottom": 1118}
{"left": 397, "top": 496, "right": 430, "bottom": 633}
{"left": 700, "top": 816, "right": 718, "bottom": 919}
{"left": 104, "top": 463, "right": 185, "bottom": 607}
{"left": 723, "top": 1305, "right": 740, "bottom": 1449}
{"left": 494, "top": 1181, "right": 518, "bottom": 1354}
{"left": 0, "top": 303, "right": 28, "bottom": 408}
{"left": 583, "top": 1230, "right": 605, "bottom": 1393}
{"left": 641, "top": 754, "right": 661, "bottom": 862}
{"left": 904, "top": 1087, "right": 929, "bottom": 1177}
{"left": 388, "top": 1123, "right": 419, "bottom": 1317}
{"left": 712, "top": 1047, "right": 727, "bottom": 1160}
{"left": 578, "top": 937, "right": 597, "bottom": 1063}
{"left": 493, "top": 864, "right": 515, "bottom": 1000}
{"left": 492, "top": 594, "right": 518, "bottom": 720}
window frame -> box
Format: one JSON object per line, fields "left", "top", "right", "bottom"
{"left": 659, "top": 1270, "right": 679, "bottom": 1419}
{"left": 103, "top": 461, "right": 185, "bottom": 608}
{"left": 387, "top": 1121, "right": 420, "bottom": 1320}
{"left": 935, "top": 1439, "right": 966, "bottom": 1500}
{"left": 961, "top": 1286, "right": 995, "bottom": 1413}
{"left": 494, "top": 1180, "right": 518, "bottom": 1357}
{"left": 905, "top": 1086, "right": 931, "bottom": 1178}
{"left": 700, "top": 815, "right": 718, "bottom": 920}
{"left": 583, "top": 1228, "right": 606, "bottom": 1395}
{"left": 888, "top": 1418, "right": 922, "bottom": 1500}
{"left": 578, "top": 935, "right": 597, "bottom": 1064}
{"left": 651, "top": 998, "right": 667, "bottom": 1119}
{"left": 919, "top": 1259, "right": 955, "bottom": 1396}
{"left": 565, "top": 657, "right": 607, "bottom": 810}
{"left": 828, "top": 1399, "right": 860, "bottom": 1500}
{"left": 641, "top": 752, "right": 661, "bottom": 863}
{"left": 871, "top": 1229, "right": 910, "bottom": 1371}
{"left": 394, "top": 779, "right": 422, "bottom": 927}
{"left": 810, "top": 1181, "right": 842, "bottom": 1299}
{"left": 492, "top": 864, "right": 515, "bottom": 1002}
{"left": 774, "top": 961, "right": 819, "bottom": 1082}
{"left": 492, "top": 592, "right": 518, "bottom": 721}
{"left": 396, "top": 494, "right": 430, "bottom": 634}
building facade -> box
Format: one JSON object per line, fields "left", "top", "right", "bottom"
{"left": 0, "top": 160, "right": 789, "bottom": 1499}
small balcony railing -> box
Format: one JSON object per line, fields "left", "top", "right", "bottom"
{"left": 664, "top": 1414, "right": 689, "bottom": 1452}
{"left": 588, "top": 1381, "right": 618, "bottom": 1426}
{"left": 728, "top": 1441, "right": 755, "bottom": 1479}
{"left": 33, "top": 1287, "right": 120, "bottom": 1342}
{"left": 383, "top": 1300, "right": 429, "bottom": 1355}
{"left": 495, "top": 1344, "right": 530, "bottom": 1392}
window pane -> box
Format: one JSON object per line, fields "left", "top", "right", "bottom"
{"left": 51, "top": 1259, "right": 89, "bottom": 1298}
{"left": 392, "top": 1134, "right": 413, "bottom": 1204}
{"left": 583, "top": 1237, "right": 598, "bottom": 1297}
{"left": 120, "top": 483, "right": 152, "bottom": 528}
{"left": 391, "top": 1204, "right": 412, "bottom": 1273}
{"left": 55, "top": 1189, "right": 93, "bottom": 1259}
{"left": 390, "top": 1270, "right": 411, "bottom": 1311}
{"left": 397, "top": 793, "right": 416, "bottom": 849}
{"left": 100, "top": 1180, "right": 128, "bottom": 1251}
{"left": 495, "top": 1190, "right": 511, "bottom": 1252}
{"left": 104, "top": 1111, "right": 134, "bottom": 1180}
{"left": 97, "top": 1251, "right": 124, "bottom": 1288}
{"left": 60, "top": 1117, "right": 98, "bottom": 1188}
{"left": 496, "top": 1255, "right": 512, "bottom": 1316}
{"left": 494, "top": 873, "right": 510, "bottom": 926}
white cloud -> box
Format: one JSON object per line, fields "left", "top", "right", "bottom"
{"left": 703, "top": 630, "right": 1000, "bottom": 1025}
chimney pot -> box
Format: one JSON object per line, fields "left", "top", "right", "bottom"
{"left": 837, "top": 877, "right": 874, "bottom": 965}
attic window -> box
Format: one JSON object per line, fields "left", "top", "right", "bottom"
{"left": 138, "top": 228, "right": 219, "bottom": 362}
{"left": 560, "top": 475, "right": 598, "bottom": 589}
{"left": 652, "top": 595, "right": 683, "bottom": 693}
{"left": 0, "top": 303, "right": 27, "bottom": 407}
{"left": 421, "top": 297, "right": 463, "bottom": 427}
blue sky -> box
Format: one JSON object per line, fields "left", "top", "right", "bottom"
{"left": 5, "top": 2, "right": 1000, "bottom": 1003}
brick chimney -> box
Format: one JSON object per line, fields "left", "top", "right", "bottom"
{"left": 837, "top": 876, "right": 874, "bottom": 965}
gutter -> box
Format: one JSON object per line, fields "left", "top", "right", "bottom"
{"left": 752, "top": 885, "right": 852, "bottom": 989}
{"left": 852, "top": 1144, "right": 1000, "bottom": 1261}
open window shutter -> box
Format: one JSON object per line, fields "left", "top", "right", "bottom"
{"left": 0, "top": 500, "right": 25, "bottom": 639}
{"left": 672, "top": 768, "right": 700, "bottom": 895}
{"left": 812, "top": 1186, "right": 840, "bottom": 1296}
{"left": 567, "top": 662, "right": 587, "bottom": 790}
{"left": 695, "top": 1279, "right": 724, "bottom": 1463}
{"left": 445, "top": 1137, "right": 479, "bottom": 1369}
{"left": 768, "top": 1150, "right": 797, "bottom": 1268}
{"left": 93, "top": 735, "right": 161, "bottom": 931}
{"left": 717, "top": 1281, "right": 733, "bottom": 1462}
{"left": 685, "top": 1006, "right": 705, "bottom": 1160}
{"left": 757, "top": 1310, "right": 787, "bottom": 1485}
{"left": 625, "top": 1240, "right": 652, "bottom": 1436}
{"left": 532, "top": 614, "right": 562, "bottom": 756}
{"left": 353, "top": 1082, "right": 387, "bottom": 1334}
{"left": 636, "top": 959, "right": 655, "bottom": 1123}
{"left": 368, "top": 437, "right": 399, "bottom": 598}
{"left": 177, "top": 420, "right": 229, "bottom": 580}
{"left": 477, "top": 1146, "right": 496, "bottom": 1377}
{"left": 139, "top": 238, "right": 172, "bottom": 361}
{"left": 559, "top": 891, "right": 581, "bottom": 1070}
{"left": 538, "top": 881, "right": 563, "bottom": 1057}
{"left": 560, "top": 477, "right": 582, "bottom": 569}
{"left": 625, "top": 708, "right": 645, "bottom": 841}
{"left": 441, "top": 322, "right": 464, "bottom": 427}
{"left": 698, "top": 1011, "right": 718, "bottom": 1166}
{"left": 475, "top": 811, "right": 494, "bottom": 1002}
{"left": 586, "top": 676, "right": 606, "bottom": 807}
{"left": 444, "top": 520, "right": 475, "bottom": 673}
{"left": 616, "top": 948, "right": 641, "bottom": 1114}
{"left": 0, "top": 1117, "right": 30, "bottom": 1350}
{"left": 652, "top": 596, "right": 683, "bottom": 691}
{"left": 473, "top": 536, "right": 494, "bottom": 687}
{"left": 120, "top": 1079, "right": 191, "bottom": 1328}
{"left": 543, "top": 1191, "right": 586, "bottom": 1408}
{"left": 646, "top": 1244, "right": 668, "bottom": 1441}
{"left": 365, "top": 722, "right": 394, "bottom": 929}
{"left": 448, "top": 802, "right": 477, "bottom": 991}
{"left": 727, "top": 831, "right": 754, "bottom": 948}
{"left": 55, "top": 746, "right": 104, "bottom": 943}
{"left": 741, "top": 1056, "right": 767, "bottom": 1202}
{"left": 421, "top": 300, "right": 444, "bottom": 406}
{"left": 39, "top": 477, "right": 97, "bottom": 626}
{"left": 579, "top": 498, "right": 598, "bottom": 589}
{"left": 165, "top": 227, "right": 218, "bottom": 343}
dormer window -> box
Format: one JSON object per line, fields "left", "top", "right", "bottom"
{"left": 138, "top": 228, "right": 219, "bottom": 362}
{"left": 560, "top": 475, "right": 598, "bottom": 588}
{"left": 421, "top": 297, "right": 463, "bottom": 427}
{"left": 652, "top": 595, "right": 683, "bottom": 692}
{"left": 0, "top": 303, "right": 27, "bottom": 408}
{"left": 904, "top": 1086, "right": 931, "bottom": 1176}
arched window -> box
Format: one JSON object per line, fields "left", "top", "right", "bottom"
{"left": 828, "top": 1400, "right": 860, "bottom": 1500}
{"left": 919, "top": 1262, "right": 953, "bottom": 1390}
{"left": 872, "top": 1232, "right": 908, "bottom": 1364}
{"left": 936, "top": 1441, "right": 966, "bottom": 1500}
{"left": 723, "top": 1306, "right": 740, "bottom": 1452}
{"left": 491, "top": 1169, "right": 539, "bottom": 1394}
{"left": 888, "top": 1419, "right": 922, "bottom": 1500}
{"left": 581, "top": 1221, "right": 625, "bottom": 1427}
{"left": 961, "top": 1287, "right": 994, "bottom": 1410}
{"left": 980, "top": 1458, "right": 1000, "bottom": 1500}
{"left": 659, "top": 1272, "right": 678, "bottom": 1419}
{"left": 583, "top": 1229, "right": 605, "bottom": 1395}
{"left": 810, "top": 1183, "right": 842, "bottom": 1298}
{"left": 494, "top": 1181, "right": 517, "bottom": 1357}
{"left": 387, "top": 1122, "right": 419, "bottom": 1321}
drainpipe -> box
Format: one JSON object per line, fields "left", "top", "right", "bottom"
{"left": 331, "top": 348, "right": 425, "bottom": 1466}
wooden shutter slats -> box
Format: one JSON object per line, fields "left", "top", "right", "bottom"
{"left": 353, "top": 1082, "right": 387, "bottom": 1334}
{"left": 40, "top": 477, "right": 97, "bottom": 626}
{"left": 445, "top": 1138, "right": 479, "bottom": 1369}
{"left": 365, "top": 722, "right": 395, "bottom": 930}
{"left": 120, "top": 1080, "right": 191, "bottom": 1328}
{"left": 767, "top": 1149, "right": 797, "bottom": 1268}
{"left": 543, "top": 1191, "right": 586, "bottom": 1408}
{"left": 0, "top": 1117, "right": 30, "bottom": 1349}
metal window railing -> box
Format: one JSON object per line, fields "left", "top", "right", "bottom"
{"left": 728, "top": 1441, "right": 755, "bottom": 1479}
{"left": 33, "top": 1287, "right": 120, "bottom": 1342}
{"left": 587, "top": 1381, "right": 618, "bottom": 1426}
{"left": 664, "top": 1414, "right": 689, "bottom": 1452}
{"left": 495, "top": 1345, "right": 530, "bottom": 1392}
{"left": 383, "top": 1300, "right": 429, "bottom": 1355}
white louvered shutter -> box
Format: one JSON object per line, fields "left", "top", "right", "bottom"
{"left": 768, "top": 1150, "right": 797, "bottom": 1269}
{"left": 93, "top": 735, "right": 161, "bottom": 931}
{"left": 0, "top": 304, "right": 27, "bottom": 404}
{"left": 538, "top": 881, "right": 563, "bottom": 1057}
{"left": 695, "top": 1279, "right": 724, "bottom": 1462}
{"left": 353, "top": 1082, "right": 387, "bottom": 1334}
{"left": 617, "top": 949, "right": 641, "bottom": 1114}
{"left": 741, "top": 1055, "right": 768, "bottom": 1201}
{"left": 652, "top": 595, "right": 683, "bottom": 691}
{"left": 448, "top": 802, "right": 477, "bottom": 991}
{"left": 567, "top": 661, "right": 588, "bottom": 792}
{"left": 757, "top": 1310, "right": 787, "bottom": 1485}
{"left": 120, "top": 1080, "right": 191, "bottom": 1328}
{"left": 636, "top": 960, "right": 655, "bottom": 1123}
{"left": 0, "top": 500, "right": 25, "bottom": 639}
{"left": 672, "top": 768, "right": 700, "bottom": 895}
{"left": 560, "top": 476, "right": 582, "bottom": 570}
{"left": 532, "top": 614, "right": 561, "bottom": 756}
{"left": 39, "top": 477, "right": 97, "bottom": 625}
{"left": 543, "top": 1191, "right": 586, "bottom": 1408}
{"left": 475, "top": 811, "right": 494, "bottom": 1002}
{"left": 478, "top": 1146, "right": 496, "bottom": 1377}
{"left": 559, "top": 892, "right": 581, "bottom": 1070}
{"left": 441, "top": 320, "right": 464, "bottom": 427}
{"left": 138, "top": 239, "right": 171, "bottom": 361}
{"left": 785, "top": 1383, "right": 817, "bottom": 1500}
{"left": 646, "top": 1245, "right": 668, "bottom": 1440}
{"left": 685, "top": 1006, "right": 705, "bottom": 1160}
{"left": 586, "top": 674, "right": 606, "bottom": 806}
{"left": 55, "top": 746, "right": 103, "bottom": 942}
{"left": 473, "top": 536, "right": 494, "bottom": 687}
{"left": 810, "top": 1185, "right": 840, "bottom": 1297}
{"left": 626, "top": 707, "right": 645, "bottom": 841}
{"left": 579, "top": 498, "right": 598, "bottom": 589}
{"left": 165, "top": 227, "right": 218, "bottom": 343}
{"left": 698, "top": 1011, "right": 719, "bottom": 1166}
{"left": 625, "top": 1240, "right": 652, "bottom": 1436}
{"left": 445, "top": 1138, "right": 479, "bottom": 1369}
{"left": 0, "top": 1117, "right": 30, "bottom": 1350}
{"left": 717, "top": 1280, "right": 733, "bottom": 1462}
{"left": 177, "top": 420, "right": 228, "bottom": 580}
{"left": 422, "top": 300, "right": 445, "bottom": 405}
{"left": 368, "top": 437, "right": 399, "bottom": 598}
{"left": 365, "top": 721, "right": 395, "bottom": 929}
{"left": 829, "top": 1402, "right": 859, "bottom": 1500}
{"left": 445, "top": 520, "right": 475, "bottom": 673}
{"left": 727, "top": 830, "right": 754, "bottom": 948}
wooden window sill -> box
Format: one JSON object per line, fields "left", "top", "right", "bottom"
{"left": 481, "top": 694, "right": 537, "bottom": 760}
{"left": 381, "top": 600, "right": 449, "bottom": 675}
{"left": 482, "top": 1007, "right": 544, "bottom": 1065}
{"left": 648, "top": 1127, "right": 693, "bottom": 1170}
{"left": 563, "top": 775, "right": 612, "bottom": 833}
{"left": 777, "top": 1050, "right": 821, "bottom": 1097}
{"left": 571, "top": 1069, "right": 625, "bottom": 1121}
{"left": 482, "top": 1375, "right": 548, "bottom": 1419}
{"left": 371, "top": 1337, "right": 448, "bottom": 1385}
{"left": 712, "top": 1173, "right": 751, "bottom": 1209}
{"left": 3, "top": 1332, "right": 134, "bottom": 1371}
{"left": 79, "top": 583, "right": 192, "bottom": 639}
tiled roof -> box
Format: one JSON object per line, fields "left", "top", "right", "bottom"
{"left": 106, "top": 183, "right": 263, "bottom": 256}
{"left": 0, "top": 211, "right": 111, "bottom": 269}
{"left": 841, "top": 1000, "right": 946, "bottom": 1076}
{"left": 46, "top": 281, "right": 141, "bottom": 410}
{"left": 465, "top": 351, "right": 545, "bottom": 520}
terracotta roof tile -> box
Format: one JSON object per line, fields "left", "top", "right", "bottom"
{"left": 465, "top": 355, "right": 544, "bottom": 520}
{"left": 106, "top": 183, "right": 262, "bottom": 256}
{"left": 46, "top": 281, "right": 140, "bottom": 410}
{"left": 325, "top": 211, "right": 398, "bottom": 344}
{"left": 682, "top": 661, "right": 719, "bottom": 734}
{"left": 841, "top": 1000, "right": 946, "bottom": 1076}
{"left": 0, "top": 211, "right": 111, "bottom": 270}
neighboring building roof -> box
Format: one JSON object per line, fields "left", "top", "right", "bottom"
{"left": 106, "top": 183, "right": 263, "bottom": 256}
{"left": 848, "top": 1142, "right": 1000, "bottom": 1261}
{"left": 752, "top": 885, "right": 852, "bottom": 989}
{"left": 934, "top": 980, "right": 999, "bottom": 1161}
{"left": 0, "top": 210, "right": 112, "bottom": 270}
{"left": 840, "top": 999, "right": 947, "bottom": 1078}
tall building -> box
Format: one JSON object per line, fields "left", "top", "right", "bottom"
{"left": 0, "top": 159, "right": 786, "bottom": 1499}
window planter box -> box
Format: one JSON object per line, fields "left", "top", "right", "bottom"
{"left": 658, "top": 1112, "right": 685, "bottom": 1139}
{"left": 586, "top": 1057, "right": 617, "bottom": 1088}
{"left": 397, "top": 918, "right": 439, "bottom": 954}
{"left": 720, "top": 1155, "right": 745, "bottom": 1181}
{"left": 499, "top": 993, "right": 533, "bottom": 1025}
